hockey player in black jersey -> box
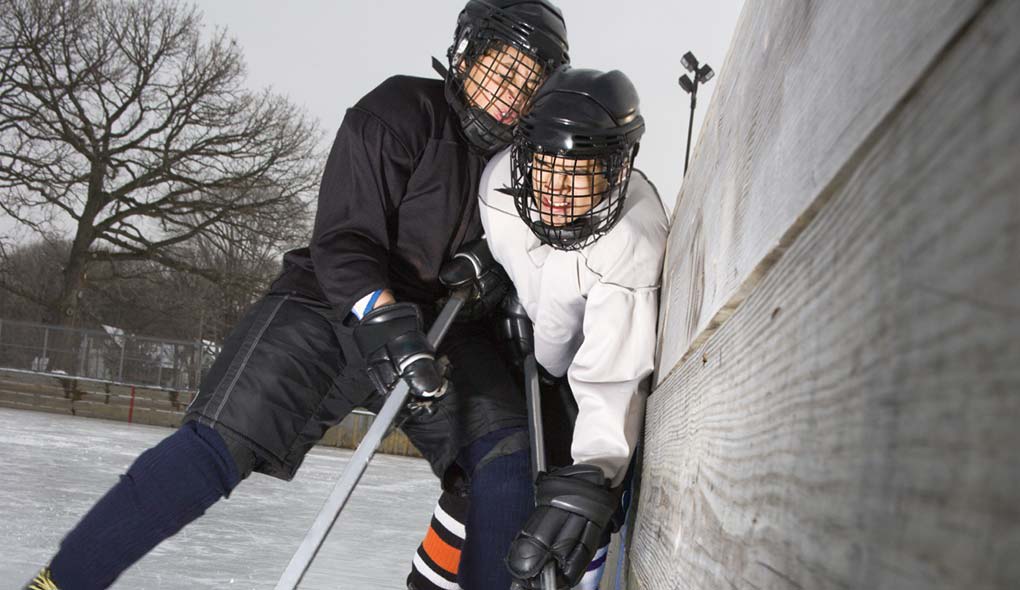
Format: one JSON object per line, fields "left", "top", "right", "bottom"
{"left": 22, "top": 2, "right": 568, "bottom": 589}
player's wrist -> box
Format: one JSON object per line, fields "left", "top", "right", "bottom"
{"left": 374, "top": 289, "right": 396, "bottom": 307}
{"left": 351, "top": 289, "right": 396, "bottom": 319}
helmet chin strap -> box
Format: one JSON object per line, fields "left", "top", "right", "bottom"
{"left": 538, "top": 219, "right": 592, "bottom": 247}
{"left": 431, "top": 57, "right": 449, "bottom": 80}
{"left": 458, "top": 106, "right": 512, "bottom": 155}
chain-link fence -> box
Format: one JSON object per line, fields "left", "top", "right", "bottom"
{"left": 0, "top": 318, "right": 218, "bottom": 391}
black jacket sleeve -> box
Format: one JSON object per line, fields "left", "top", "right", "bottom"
{"left": 310, "top": 107, "right": 415, "bottom": 316}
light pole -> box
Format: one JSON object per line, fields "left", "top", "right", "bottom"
{"left": 679, "top": 51, "right": 714, "bottom": 175}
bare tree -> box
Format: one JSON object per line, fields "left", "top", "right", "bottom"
{"left": 0, "top": 0, "right": 322, "bottom": 330}
{"left": 86, "top": 196, "right": 309, "bottom": 342}
{"left": 0, "top": 190, "right": 307, "bottom": 345}
{"left": 0, "top": 238, "right": 67, "bottom": 321}
{"left": 185, "top": 195, "right": 309, "bottom": 338}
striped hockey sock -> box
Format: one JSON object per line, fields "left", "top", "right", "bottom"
{"left": 407, "top": 492, "right": 614, "bottom": 589}
{"left": 408, "top": 491, "right": 468, "bottom": 590}
{"left": 575, "top": 541, "right": 611, "bottom": 590}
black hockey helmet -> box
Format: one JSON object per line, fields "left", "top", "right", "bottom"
{"left": 442, "top": 0, "right": 569, "bottom": 154}
{"left": 510, "top": 66, "right": 645, "bottom": 250}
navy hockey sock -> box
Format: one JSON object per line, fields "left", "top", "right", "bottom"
{"left": 49, "top": 421, "right": 241, "bottom": 590}
{"left": 457, "top": 428, "right": 534, "bottom": 589}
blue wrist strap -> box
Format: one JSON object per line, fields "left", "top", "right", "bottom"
{"left": 352, "top": 289, "right": 384, "bottom": 320}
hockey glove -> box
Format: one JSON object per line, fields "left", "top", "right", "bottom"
{"left": 439, "top": 238, "right": 510, "bottom": 320}
{"left": 353, "top": 303, "right": 449, "bottom": 402}
{"left": 506, "top": 464, "right": 619, "bottom": 589}
{"left": 496, "top": 290, "right": 534, "bottom": 371}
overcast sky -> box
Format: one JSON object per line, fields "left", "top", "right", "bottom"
{"left": 1, "top": 0, "right": 744, "bottom": 241}
{"left": 191, "top": 0, "right": 745, "bottom": 212}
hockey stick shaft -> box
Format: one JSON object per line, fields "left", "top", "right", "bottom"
{"left": 523, "top": 353, "right": 558, "bottom": 590}
{"left": 275, "top": 291, "right": 468, "bottom": 590}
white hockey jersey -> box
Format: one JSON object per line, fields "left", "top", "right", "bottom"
{"left": 478, "top": 149, "right": 668, "bottom": 485}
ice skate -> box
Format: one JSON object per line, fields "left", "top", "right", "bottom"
{"left": 23, "top": 568, "right": 60, "bottom": 590}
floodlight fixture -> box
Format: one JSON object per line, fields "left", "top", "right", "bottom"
{"left": 678, "top": 50, "right": 714, "bottom": 176}
{"left": 681, "top": 51, "right": 698, "bottom": 72}
{"left": 698, "top": 64, "right": 714, "bottom": 83}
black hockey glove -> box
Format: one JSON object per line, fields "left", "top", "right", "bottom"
{"left": 353, "top": 303, "right": 449, "bottom": 402}
{"left": 439, "top": 238, "right": 510, "bottom": 320}
{"left": 497, "top": 290, "right": 534, "bottom": 371}
{"left": 506, "top": 464, "right": 620, "bottom": 589}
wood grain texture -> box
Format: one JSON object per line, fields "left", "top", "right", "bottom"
{"left": 632, "top": 1, "right": 1020, "bottom": 587}
{"left": 655, "top": 0, "right": 987, "bottom": 383}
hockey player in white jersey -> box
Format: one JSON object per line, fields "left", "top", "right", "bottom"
{"left": 489, "top": 65, "right": 667, "bottom": 590}
{"left": 407, "top": 66, "right": 666, "bottom": 590}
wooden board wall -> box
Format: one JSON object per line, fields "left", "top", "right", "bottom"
{"left": 655, "top": 0, "right": 985, "bottom": 381}
{"left": 633, "top": 0, "right": 1019, "bottom": 588}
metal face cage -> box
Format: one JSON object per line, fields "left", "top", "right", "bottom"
{"left": 448, "top": 28, "right": 549, "bottom": 151}
{"left": 510, "top": 142, "right": 635, "bottom": 251}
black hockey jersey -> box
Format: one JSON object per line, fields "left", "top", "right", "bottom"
{"left": 271, "top": 76, "right": 487, "bottom": 315}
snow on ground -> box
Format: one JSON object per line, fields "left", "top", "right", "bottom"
{"left": 0, "top": 407, "right": 440, "bottom": 589}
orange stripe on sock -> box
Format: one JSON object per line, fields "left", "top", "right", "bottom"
{"left": 423, "top": 526, "right": 461, "bottom": 574}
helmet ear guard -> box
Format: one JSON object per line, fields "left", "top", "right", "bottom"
{"left": 510, "top": 66, "right": 645, "bottom": 250}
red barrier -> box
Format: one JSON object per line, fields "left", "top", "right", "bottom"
{"left": 128, "top": 385, "right": 136, "bottom": 423}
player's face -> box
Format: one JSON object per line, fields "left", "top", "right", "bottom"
{"left": 461, "top": 44, "right": 542, "bottom": 126}
{"left": 530, "top": 154, "right": 608, "bottom": 227}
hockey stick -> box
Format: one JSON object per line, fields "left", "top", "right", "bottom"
{"left": 524, "top": 352, "right": 559, "bottom": 590}
{"left": 275, "top": 289, "right": 469, "bottom": 590}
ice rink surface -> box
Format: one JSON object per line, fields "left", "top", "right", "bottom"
{"left": 0, "top": 408, "right": 441, "bottom": 589}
